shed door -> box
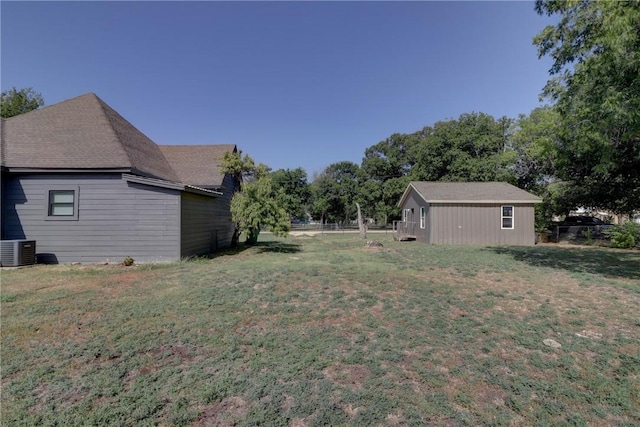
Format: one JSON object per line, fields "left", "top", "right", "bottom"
{"left": 403, "top": 208, "right": 415, "bottom": 236}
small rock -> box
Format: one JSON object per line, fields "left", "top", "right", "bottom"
{"left": 365, "top": 240, "right": 383, "bottom": 248}
{"left": 543, "top": 338, "right": 561, "bottom": 349}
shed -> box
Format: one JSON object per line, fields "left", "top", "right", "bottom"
{"left": 396, "top": 182, "right": 542, "bottom": 246}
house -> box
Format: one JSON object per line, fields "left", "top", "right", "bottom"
{"left": 396, "top": 182, "right": 542, "bottom": 246}
{"left": 1, "top": 93, "right": 238, "bottom": 263}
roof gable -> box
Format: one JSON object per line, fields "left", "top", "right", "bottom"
{"left": 1, "top": 93, "right": 178, "bottom": 182}
{"left": 159, "top": 144, "right": 236, "bottom": 188}
{"left": 398, "top": 181, "right": 542, "bottom": 206}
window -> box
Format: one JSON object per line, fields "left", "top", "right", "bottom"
{"left": 420, "top": 206, "right": 425, "bottom": 229}
{"left": 501, "top": 205, "right": 514, "bottom": 229}
{"left": 46, "top": 188, "right": 78, "bottom": 220}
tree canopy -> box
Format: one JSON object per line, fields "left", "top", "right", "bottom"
{"left": 410, "top": 113, "right": 515, "bottom": 183}
{"left": 270, "top": 168, "right": 311, "bottom": 219}
{"left": 1, "top": 87, "right": 44, "bottom": 118}
{"left": 230, "top": 174, "right": 290, "bottom": 245}
{"left": 222, "top": 151, "right": 290, "bottom": 244}
{"left": 534, "top": 0, "right": 640, "bottom": 214}
{"left": 310, "top": 161, "right": 365, "bottom": 224}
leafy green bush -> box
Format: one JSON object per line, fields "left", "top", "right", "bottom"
{"left": 605, "top": 222, "right": 640, "bottom": 249}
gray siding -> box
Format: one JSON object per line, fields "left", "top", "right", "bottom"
{"left": 430, "top": 203, "right": 536, "bottom": 246}
{"left": 399, "top": 189, "right": 430, "bottom": 242}
{"left": 180, "top": 173, "right": 236, "bottom": 258}
{"left": 2, "top": 173, "right": 181, "bottom": 263}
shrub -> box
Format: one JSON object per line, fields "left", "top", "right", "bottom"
{"left": 122, "top": 256, "right": 135, "bottom": 266}
{"left": 605, "top": 222, "right": 640, "bottom": 249}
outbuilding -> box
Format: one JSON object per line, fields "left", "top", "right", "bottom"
{"left": 396, "top": 181, "right": 542, "bottom": 246}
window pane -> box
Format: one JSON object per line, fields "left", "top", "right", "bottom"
{"left": 52, "top": 204, "right": 74, "bottom": 216}
{"left": 502, "top": 206, "right": 513, "bottom": 217}
{"left": 502, "top": 218, "right": 513, "bottom": 228}
{"left": 52, "top": 192, "right": 74, "bottom": 203}
{"left": 49, "top": 190, "right": 76, "bottom": 217}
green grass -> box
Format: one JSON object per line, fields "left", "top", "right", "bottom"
{"left": 2, "top": 235, "right": 639, "bottom": 426}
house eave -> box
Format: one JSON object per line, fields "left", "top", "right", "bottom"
{"left": 123, "top": 173, "right": 222, "bottom": 197}
{"left": 184, "top": 185, "right": 223, "bottom": 197}
{"left": 3, "top": 167, "right": 131, "bottom": 174}
{"left": 428, "top": 199, "right": 542, "bottom": 204}
{"left": 123, "top": 173, "right": 185, "bottom": 191}
{"left": 398, "top": 182, "right": 542, "bottom": 206}
{"left": 396, "top": 184, "right": 415, "bottom": 208}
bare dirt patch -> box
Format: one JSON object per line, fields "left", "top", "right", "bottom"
{"left": 323, "top": 364, "right": 370, "bottom": 390}
{"left": 195, "top": 396, "right": 249, "bottom": 426}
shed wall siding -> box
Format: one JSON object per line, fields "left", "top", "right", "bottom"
{"left": 430, "top": 203, "right": 536, "bottom": 246}
{"left": 399, "top": 189, "right": 430, "bottom": 242}
{"left": 2, "top": 173, "right": 181, "bottom": 263}
{"left": 180, "top": 173, "right": 236, "bottom": 257}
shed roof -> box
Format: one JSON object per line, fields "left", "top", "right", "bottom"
{"left": 398, "top": 181, "right": 542, "bottom": 206}
{"left": 159, "top": 144, "right": 236, "bottom": 188}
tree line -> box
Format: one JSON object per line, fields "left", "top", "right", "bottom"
{"left": 246, "top": 109, "right": 560, "bottom": 231}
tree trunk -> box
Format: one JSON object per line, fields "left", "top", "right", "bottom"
{"left": 230, "top": 225, "right": 240, "bottom": 248}
{"left": 356, "top": 202, "right": 367, "bottom": 239}
{"left": 245, "top": 227, "right": 260, "bottom": 245}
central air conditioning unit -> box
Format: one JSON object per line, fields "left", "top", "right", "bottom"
{"left": 0, "top": 240, "right": 37, "bottom": 267}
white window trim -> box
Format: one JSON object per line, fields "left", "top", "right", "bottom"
{"left": 420, "top": 206, "right": 425, "bottom": 229}
{"left": 501, "top": 205, "right": 514, "bottom": 229}
{"left": 45, "top": 186, "right": 79, "bottom": 221}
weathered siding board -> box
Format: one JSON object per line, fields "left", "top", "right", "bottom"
{"left": 212, "top": 174, "right": 237, "bottom": 249}
{"left": 180, "top": 193, "right": 217, "bottom": 257}
{"left": 430, "top": 203, "right": 536, "bottom": 246}
{"left": 399, "top": 189, "right": 430, "bottom": 242}
{"left": 2, "top": 173, "right": 181, "bottom": 263}
{"left": 180, "top": 173, "right": 236, "bottom": 258}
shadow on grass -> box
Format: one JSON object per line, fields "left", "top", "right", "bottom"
{"left": 255, "top": 240, "right": 302, "bottom": 254}
{"left": 208, "top": 240, "right": 302, "bottom": 259}
{"left": 488, "top": 246, "right": 640, "bottom": 281}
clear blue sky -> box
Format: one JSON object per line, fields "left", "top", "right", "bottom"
{"left": 1, "top": 1, "right": 555, "bottom": 177}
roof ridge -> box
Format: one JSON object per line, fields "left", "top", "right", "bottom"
{"left": 92, "top": 96, "right": 179, "bottom": 182}
{"left": 89, "top": 94, "right": 133, "bottom": 169}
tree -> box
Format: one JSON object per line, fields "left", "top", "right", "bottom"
{"left": 534, "top": 0, "right": 640, "bottom": 214}
{"left": 361, "top": 133, "right": 416, "bottom": 182}
{"left": 222, "top": 151, "right": 289, "bottom": 245}
{"left": 1, "top": 87, "right": 44, "bottom": 118}
{"left": 508, "top": 106, "right": 563, "bottom": 229}
{"left": 409, "top": 112, "right": 515, "bottom": 183}
{"left": 360, "top": 133, "right": 417, "bottom": 224}
{"left": 508, "top": 106, "right": 560, "bottom": 193}
{"left": 310, "top": 161, "right": 364, "bottom": 224}
{"left": 221, "top": 150, "right": 257, "bottom": 184}
{"left": 270, "top": 168, "right": 311, "bottom": 219}
{"left": 230, "top": 174, "right": 290, "bottom": 245}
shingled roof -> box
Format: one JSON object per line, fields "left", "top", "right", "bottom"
{"left": 399, "top": 182, "right": 542, "bottom": 206}
{"left": 1, "top": 93, "right": 179, "bottom": 182}
{"left": 159, "top": 144, "right": 236, "bottom": 188}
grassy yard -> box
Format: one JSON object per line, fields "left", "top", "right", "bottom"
{"left": 1, "top": 235, "right": 639, "bottom": 426}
